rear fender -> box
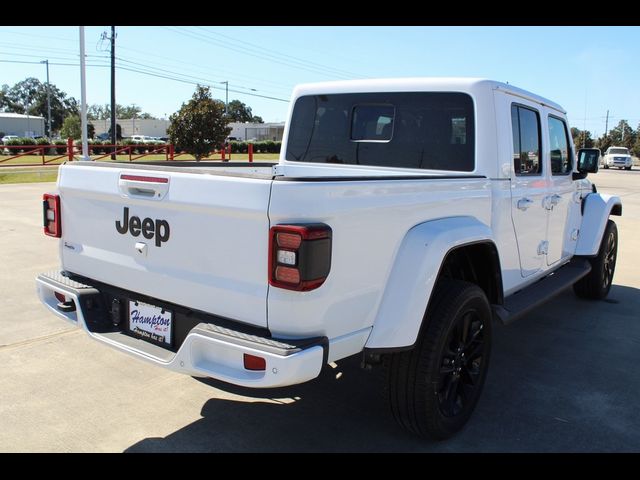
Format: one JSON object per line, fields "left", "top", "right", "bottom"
{"left": 365, "top": 216, "right": 494, "bottom": 350}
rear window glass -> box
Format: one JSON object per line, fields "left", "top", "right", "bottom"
{"left": 351, "top": 105, "right": 394, "bottom": 141}
{"left": 285, "top": 92, "right": 475, "bottom": 171}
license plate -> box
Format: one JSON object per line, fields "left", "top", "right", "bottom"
{"left": 128, "top": 300, "right": 173, "bottom": 346}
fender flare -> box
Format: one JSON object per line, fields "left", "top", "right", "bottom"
{"left": 365, "top": 216, "right": 497, "bottom": 351}
{"left": 575, "top": 193, "right": 622, "bottom": 256}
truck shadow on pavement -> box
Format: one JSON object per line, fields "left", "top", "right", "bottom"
{"left": 125, "top": 285, "right": 640, "bottom": 452}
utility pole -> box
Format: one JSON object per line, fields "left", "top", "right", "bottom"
{"left": 604, "top": 110, "right": 609, "bottom": 138}
{"left": 40, "top": 60, "right": 52, "bottom": 137}
{"left": 110, "top": 26, "right": 117, "bottom": 159}
{"left": 79, "top": 26, "right": 89, "bottom": 161}
{"left": 220, "top": 81, "right": 228, "bottom": 113}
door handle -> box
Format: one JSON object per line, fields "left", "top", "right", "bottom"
{"left": 517, "top": 198, "right": 534, "bottom": 211}
{"left": 118, "top": 174, "right": 170, "bottom": 200}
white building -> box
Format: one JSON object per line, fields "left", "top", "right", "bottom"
{"left": 93, "top": 118, "right": 170, "bottom": 138}
{"left": 0, "top": 112, "right": 45, "bottom": 137}
{"left": 228, "top": 122, "right": 285, "bottom": 141}
{"left": 90, "top": 119, "right": 285, "bottom": 141}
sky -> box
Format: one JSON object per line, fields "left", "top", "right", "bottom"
{"left": 1, "top": 26, "right": 638, "bottom": 137}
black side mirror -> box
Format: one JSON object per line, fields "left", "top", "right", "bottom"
{"left": 573, "top": 148, "right": 600, "bottom": 180}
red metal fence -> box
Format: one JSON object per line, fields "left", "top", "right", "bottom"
{"left": 0, "top": 138, "right": 254, "bottom": 167}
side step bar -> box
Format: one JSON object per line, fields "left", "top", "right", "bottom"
{"left": 493, "top": 258, "right": 592, "bottom": 325}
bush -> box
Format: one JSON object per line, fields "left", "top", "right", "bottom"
{"left": 230, "top": 141, "right": 248, "bottom": 154}
{"left": 53, "top": 139, "right": 67, "bottom": 155}
{"left": 20, "top": 137, "right": 38, "bottom": 155}
{"left": 4, "top": 137, "right": 22, "bottom": 153}
{"left": 5, "top": 137, "right": 22, "bottom": 146}
{"left": 120, "top": 138, "right": 136, "bottom": 154}
{"left": 35, "top": 137, "right": 54, "bottom": 155}
{"left": 88, "top": 139, "right": 103, "bottom": 155}
{"left": 250, "top": 140, "right": 281, "bottom": 154}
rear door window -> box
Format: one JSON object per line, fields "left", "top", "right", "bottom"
{"left": 548, "top": 116, "right": 572, "bottom": 175}
{"left": 511, "top": 104, "right": 542, "bottom": 176}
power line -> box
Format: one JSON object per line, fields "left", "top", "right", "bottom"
{"left": 0, "top": 59, "right": 109, "bottom": 67}
{"left": 0, "top": 56, "right": 287, "bottom": 103}
{"left": 114, "top": 63, "right": 289, "bottom": 102}
{"left": 192, "top": 26, "right": 363, "bottom": 79}
{"left": 164, "top": 27, "right": 354, "bottom": 80}
{"left": 115, "top": 55, "right": 289, "bottom": 98}
{"left": 0, "top": 29, "right": 77, "bottom": 43}
{"left": 116, "top": 44, "right": 295, "bottom": 93}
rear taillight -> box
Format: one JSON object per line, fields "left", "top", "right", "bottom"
{"left": 269, "top": 224, "right": 332, "bottom": 291}
{"left": 43, "top": 193, "right": 61, "bottom": 238}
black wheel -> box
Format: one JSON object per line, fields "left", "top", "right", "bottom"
{"left": 603, "top": 164, "right": 609, "bottom": 169}
{"left": 385, "top": 279, "right": 492, "bottom": 440}
{"left": 625, "top": 166, "right": 632, "bottom": 170}
{"left": 573, "top": 219, "right": 618, "bottom": 300}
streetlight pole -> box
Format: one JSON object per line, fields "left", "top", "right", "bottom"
{"left": 40, "top": 60, "right": 52, "bottom": 137}
{"left": 26, "top": 97, "right": 30, "bottom": 137}
{"left": 220, "top": 81, "right": 228, "bottom": 113}
{"left": 110, "top": 26, "right": 117, "bottom": 160}
{"left": 79, "top": 26, "right": 90, "bottom": 161}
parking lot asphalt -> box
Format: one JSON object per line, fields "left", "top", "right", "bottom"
{"left": 0, "top": 169, "right": 639, "bottom": 452}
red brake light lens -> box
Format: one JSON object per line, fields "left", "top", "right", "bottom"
{"left": 276, "top": 232, "right": 302, "bottom": 249}
{"left": 269, "top": 224, "right": 332, "bottom": 291}
{"left": 43, "top": 193, "right": 61, "bottom": 238}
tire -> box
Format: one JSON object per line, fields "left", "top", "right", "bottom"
{"left": 603, "top": 164, "right": 609, "bottom": 169}
{"left": 573, "top": 219, "right": 618, "bottom": 300}
{"left": 625, "top": 166, "right": 632, "bottom": 170}
{"left": 385, "top": 279, "right": 492, "bottom": 440}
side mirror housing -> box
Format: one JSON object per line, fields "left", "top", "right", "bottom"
{"left": 573, "top": 148, "right": 600, "bottom": 180}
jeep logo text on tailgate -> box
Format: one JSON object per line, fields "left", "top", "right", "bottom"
{"left": 116, "top": 207, "right": 170, "bottom": 247}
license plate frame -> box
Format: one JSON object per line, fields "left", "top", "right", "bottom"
{"left": 128, "top": 300, "right": 173, "bottom": 348}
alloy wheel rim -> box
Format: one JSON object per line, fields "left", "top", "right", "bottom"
{"left": 602, "top": 232, "right": 616, "bottom": 289}
{"left": 437, "top": 309, "right": 486, "bottom": 418}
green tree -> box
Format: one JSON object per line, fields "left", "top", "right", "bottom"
{"left": 168, "top": 85, "right": 231, "bottom": 161}
{"left": 2, "top": 78, "right": 78, "bottom": 135}
{"left": 87, "top": 104, "right": 108, "bottom": 120}
{"left": 225, "top": 99, "right": 264, "bottom": 123}
{"left": 60, "top": 115, "right": 94, "bottom": 139}
{"left": 595, "top": 134, "right": 613, "bottom": 154}
{"left": 633, "top": 123, "right": 640, "bottom": 157}
{"left": 60, "top": 115, "right": 81, "bottom": 139}
{"left": 571, "top": 127, "right": 594, "bottom": 149}
{"left": 608, "top": 120, "right": 636, "bottom": 151}
{"left": 87, "top": 103, "right": 157, "bottom": 121}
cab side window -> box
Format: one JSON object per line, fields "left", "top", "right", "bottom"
{"left": 511, "top": 104, "right": 542, "bottom": 176}
{"left": 548, "top": 116, "right": 572, "bottom": 175}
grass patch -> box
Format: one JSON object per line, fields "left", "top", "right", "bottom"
{"left": 0, "top": 170, "right": 58, "bottom": 184}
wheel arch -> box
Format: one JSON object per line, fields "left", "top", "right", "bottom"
{"left": 365, "top": 216, "right": 503, "bottom": 352}
{"left": 576, "top": 193, "right": 622, "bottom": 256}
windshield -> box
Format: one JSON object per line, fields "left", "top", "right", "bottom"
{"left": 609, "top": 148, "right": 629, "bottom": 155}
{"left": 285, "top": 92, "right": 475, "bottom": 171}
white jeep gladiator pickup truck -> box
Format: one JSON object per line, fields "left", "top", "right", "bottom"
{"left": 37, "top": 78, "right": 621, "bottom": 439}
{"left": 602, "top": 146, "right": 633, "bottom": 170}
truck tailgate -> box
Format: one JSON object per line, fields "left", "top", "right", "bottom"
{"left": 57, "top": 163, "right": 273, "bottom": 328}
